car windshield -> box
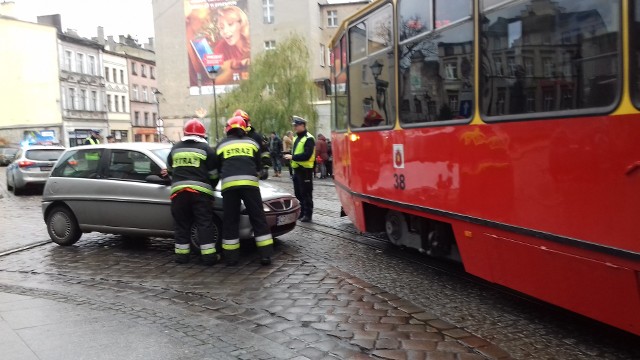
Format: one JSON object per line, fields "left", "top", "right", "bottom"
{"left": 26, "top": 149, "right": 65, "bottom": 161}
{"left": 151, "top": 148, "right": 171, "bottom": 165}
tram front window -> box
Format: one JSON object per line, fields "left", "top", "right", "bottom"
{"left": 348, "top": 4, "right": 396, "bottom": 129}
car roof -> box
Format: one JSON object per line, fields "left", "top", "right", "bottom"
{"left": 22, "top": 145, "right": 66, "bottom": 150}
{"left": 71, "top": 142, "right": 173, "bottom": 151}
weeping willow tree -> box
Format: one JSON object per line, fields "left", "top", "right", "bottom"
{"left": 216, "top": 35, "right": 318, "bottom": 137}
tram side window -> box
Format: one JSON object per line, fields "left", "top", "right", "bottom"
{"left": 480, "top": 0, "right": 621, "bottom": 117}
{"left": 333, "top": 36, "right": 349, "bottom": 131}
{"left": 398, "top": 0, "right": 431, "bottom": 41}
{"left": 398, "top": 0, "right": 474, "bottom": 124}
{"left": 631, "top": 0, "right": 640, "bottom": 108}
{"left": 349, "top": 4, "right": 396, "bottom": 129}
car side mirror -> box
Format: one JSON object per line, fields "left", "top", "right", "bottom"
{"left": 145, "top": 174, "right": 171, "bottom": 185}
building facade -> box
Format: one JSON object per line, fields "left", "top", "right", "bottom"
{"left": 0, "top": 14, "right": 63, "bottom": 145}
{"left": 152, "top": 0, "right": 369, "bottom": 142}
{"left": 103, "top": 50, "right": 131, "bottom": 142}
{"left": 95, "top": 32, "right": 159, "bottom": 143}
{"left": 128, "top": 55, "right": 159, "bottom": 142}
{"left": 57, "top": 30, "right": 108, "bottom": 147}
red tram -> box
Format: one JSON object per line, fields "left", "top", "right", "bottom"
{"left": 328, "top": 0, "right": 640, "bottom": 335}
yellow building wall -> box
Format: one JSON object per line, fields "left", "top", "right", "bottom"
{"left": 0, "top": 18, "right": 62, "bottom": 127}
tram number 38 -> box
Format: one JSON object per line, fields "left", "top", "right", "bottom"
{"left": 393, "top": 174, "right": 406, "bottom": 190}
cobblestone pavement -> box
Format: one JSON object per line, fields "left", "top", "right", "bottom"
{"left": 265, "top": 175, "right": 640, "bottom": 360}
{"left": 0, "top": 170, "right": 503, "bottom": 360}
{"left": 0, "top": 170, "right": 638, "bottom": 359}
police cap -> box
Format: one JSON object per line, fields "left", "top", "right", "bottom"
{"left": 291, "top": 116, "right": 307, "bottom": 126}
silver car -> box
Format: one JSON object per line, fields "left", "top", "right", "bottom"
{"left": 42, "top": 142, "right": 300, "bottom": 246}
{"left": 6, "top": 145, "right": 66, "bottom": 195}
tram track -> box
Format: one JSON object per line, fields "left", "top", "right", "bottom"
{"left": 294, "top": 208, "right": 640, "bottom": 359}
{"left": 0, "top": 240, "right": 52, "bottom": 257}
{"left": 297, "top": 210, "right": 533, "bottom": 298}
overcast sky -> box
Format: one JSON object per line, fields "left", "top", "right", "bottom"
{"left": 11, "top": 0, "right": 155, "bottom": 41}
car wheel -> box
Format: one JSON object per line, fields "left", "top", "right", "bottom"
{"left": 6, "top": 177, "right": 11, "bottom": 191}
{"left": 190, "top": 215, "right": 222, "bottom": 253}
{"left": 11, "top": 176, "right": 23, "bottom": 195}
{"left": 46, "top": 206, "right": 82, "bottom": 246}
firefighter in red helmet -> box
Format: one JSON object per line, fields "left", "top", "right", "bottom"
{"left": 233, "top": 109, "right": 271, "bottom": 179}
{"left": 363, "top": 110, "right": 384, "bottom": 127}
{"left": 215, "top": 116, "right": 274, "bottom": 266}
{"left": 162, "top": 119, "right": 220, "bottom": 265}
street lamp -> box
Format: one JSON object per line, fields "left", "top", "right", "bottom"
{"left": 369, "top": 59, "right": 389, "bottom": 122}
{"left": 424, "top": 92, "right": 432, "bottom": 122}
{"left": 153, "top": 89, "right": 163, "bottom": 142}
{"left": 207, "top": 68, "right": 219, "bottom": 143}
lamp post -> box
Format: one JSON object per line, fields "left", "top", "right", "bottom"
{"left": 424, "top": 92, "right": 432, "bottom": 122}
{"left": 207, "top": 68, "right": 219, "bottom": 143}
{"left": 153, "top": 89, "right": 163, "bottom": 142}
{"left": 369, "top": 59, "right": 389, "bottom": 122}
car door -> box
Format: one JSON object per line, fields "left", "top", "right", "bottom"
{"left": 99, "top": 149, "right": 172, "bottom": 233}
{"left": 47, "top": 148, "right": 107, "bottom": 227}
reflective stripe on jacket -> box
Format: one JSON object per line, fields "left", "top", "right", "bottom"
{"left": 291, "top": 133, "right": 315, "bottom": 169}
{"left": 167, "top": 140, "right": 218, "bottom": 196}
{"left": 216, "top": 136, "right": 261, "bottom": 191}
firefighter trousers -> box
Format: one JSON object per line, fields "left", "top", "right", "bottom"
{"left": 171, "top": 191, "right": 218, "bottom": 257}
{"left": 293, "top": 167, "right": 313, "bottom": 218}
{"left": 221, "top": 186, "right": 274, "bottom": 262}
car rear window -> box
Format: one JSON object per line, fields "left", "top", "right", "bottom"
{"left": 26, "top": 149, "right": 64, "bottom": 161}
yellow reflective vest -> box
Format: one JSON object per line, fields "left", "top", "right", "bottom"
{"left": 85, "top": 137, "right": 100, "bottom": 160}
{"left": 291, "top": 133, "right": 315, "bottom": 169}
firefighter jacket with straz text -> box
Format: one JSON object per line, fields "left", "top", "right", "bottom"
{"left": 215, "top": 135, "right": 261, "bottom": 191}
{"left": 166, "top": 136, "right": 219, "bottom": 196}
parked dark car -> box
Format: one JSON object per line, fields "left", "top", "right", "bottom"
{"left": 42, "top": 143, "right": 300, "bottom": 247}
{"left": 0, "top": 147, "right": 18, "bottom": 166}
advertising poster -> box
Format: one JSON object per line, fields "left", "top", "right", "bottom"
{"left": 185, "top": 0, "right": 250, "bottom": 89}
{"left": 22, "top": 130, "right": 57, "bottom": 146}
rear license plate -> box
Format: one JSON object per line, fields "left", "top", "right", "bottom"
{"left": 40, "top": 166, "right": 52, "bottom": 171}
{"left": 276, "top": 213, "right": 297, "bottom": 225}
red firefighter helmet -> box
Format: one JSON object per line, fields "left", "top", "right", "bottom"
{"left": 225, "top": 116, "right": 247, "bottom": 134}
{"left": 184, "top": 119, "right": 206, "bottom": 137}
{"left": 364, "top": 110, "right": 384, "bottom": 127}
{"left": 233, "top": 109, "right": 250, "bottom": 123}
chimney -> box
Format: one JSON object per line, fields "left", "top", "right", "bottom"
{"left": 119, "top": 35, "right": 126, "bottom": 44}
{"left": 144, "top": 37, "right": 155, "bottom": 51}
{"left": 37, "top": 14, "right": 63, "bottom": 33}
{"left": 0, "top": 1, "right": 16, "bottom": 18}
{"left": 96, "top": 26, "right": 105, "bottom": 45}
{"left": 66, "top": 28, "right": 78, "bottom": 37}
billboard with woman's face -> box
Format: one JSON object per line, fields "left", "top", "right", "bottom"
{"left": 185, "top": 0, "right": 250, "bottom": 89}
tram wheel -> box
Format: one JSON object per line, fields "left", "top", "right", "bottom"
{"left": 385, "top": 210, "right": 407, "bottom": 246}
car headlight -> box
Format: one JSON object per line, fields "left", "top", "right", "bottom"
{"left": 263, "top": 204, "right": 271, "bottom": 212}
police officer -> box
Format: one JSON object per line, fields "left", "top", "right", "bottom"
{"left": 283, "top": 116, "right": 315, "bottom": 223}
{"left": 163, "top": 119, "right": 220, "bottom": 265}
{"left": 84, "top": 129, "right": 101, "bottom": 145}
{"left": 216, "top": 116, "right": 274, "bottom": 266}
{"left": 84, "top": 129, "right": 102, "bottom": 164}
{"left": 233, "top": 109, "right": 271, "bottom": 179}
